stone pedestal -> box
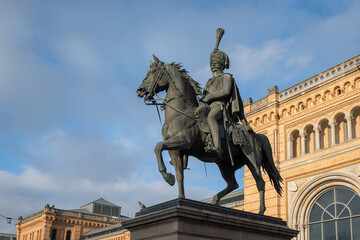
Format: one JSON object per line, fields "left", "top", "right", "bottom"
{"left": 122, "top": 198, "right": 298, "bottom": 240}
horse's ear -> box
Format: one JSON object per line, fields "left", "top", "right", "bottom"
{"left": 153, "top": 54, "right": 160, "bottom": 63}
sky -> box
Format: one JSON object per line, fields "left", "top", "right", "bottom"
{"left": 1, "top": 0, "right": 360, "bottom": 234}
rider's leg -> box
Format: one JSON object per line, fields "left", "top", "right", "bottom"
{"left": 207, "top": 103, "right": 222, "bottom": 153}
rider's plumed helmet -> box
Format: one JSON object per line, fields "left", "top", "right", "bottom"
{"left": 210, "top": 49, "right": 230, "bottom": 69}
{"left": 210, "top": 28, "right": 230, "bottom": 69}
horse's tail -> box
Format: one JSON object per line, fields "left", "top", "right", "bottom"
{"left": 258, "top": 134, "right": 283, "bottom": 196}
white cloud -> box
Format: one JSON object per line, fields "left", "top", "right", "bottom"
{"left": 0, "top": 164, "right": 217, "bottom": 233}
{"left": 229, "top": 39, "right": 312, "bottom": 83}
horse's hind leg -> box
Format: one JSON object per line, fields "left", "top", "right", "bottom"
{"left": 154, "top": 133, "right": 191, "bottom": 187}
{"left": 169, "top": 151, "right": 185, "bottom": 198}
{"left": 212, "top": 162, "right": 239, "bottom": 205}
{"left": 247, "top": 163, "right": 266, "bottom": 215}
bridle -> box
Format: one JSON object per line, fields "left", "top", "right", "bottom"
{"left": 143, "top": 64, "right": 196, "bottom": 121}
{"left": 143, "top": 68, "right": 165, "bottom": 105}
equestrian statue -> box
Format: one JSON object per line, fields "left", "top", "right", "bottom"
{"left": 136, "top": 28, "right": 283, "bottom": 215}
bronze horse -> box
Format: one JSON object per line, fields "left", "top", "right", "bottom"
{"left": 137, "top": 55, "right": 282, "bottom": 214}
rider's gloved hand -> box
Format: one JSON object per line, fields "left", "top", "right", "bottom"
{"left": 201, "top": 96, "right": 209, "bottom": 103}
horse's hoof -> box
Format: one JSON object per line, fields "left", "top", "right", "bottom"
{"left": 165, "top": 173, "right": 175, "bottom": 186}
{"left": 258, "top": 208, "right": 266, "bottom": 215}
{"left": 211, "top": 196, "right": 219, "bottom": 205}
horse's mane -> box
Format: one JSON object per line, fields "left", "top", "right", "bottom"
{"left": 167, "top": 62, "right": 203, "bottom": 97}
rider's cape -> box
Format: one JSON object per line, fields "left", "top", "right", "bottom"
{"left": 230, "top": 80, "right": 244, "bottom": 121}
{"left": 228, "top": 80, "right": 259, "bottom": 166}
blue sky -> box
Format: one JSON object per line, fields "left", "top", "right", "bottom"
{"left": 1, "top": 0, "right": 360, "bottom": 233}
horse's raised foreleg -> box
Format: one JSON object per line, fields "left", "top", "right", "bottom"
{"left": 154, "top": 141, "right": 175, "bottom": 186}
{"left": 212, "top": 162, "right": 239, "bottom": 205}
{"left": 154, "top": 133, "right": 191, "bottom": 187}
{"left": 247, "top": 163, "right": 266, "bottom": 215}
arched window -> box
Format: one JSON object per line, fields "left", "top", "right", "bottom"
{"left": 304, "top": 125, "right": 315, "bottom": 154}
{"left": 334, "top": 113, "right": 346, "bottom": 144}
{"left": 352, "top": 107, "right": 360, "bottom": 139}
{"left": 308, "top": 187, "right": 360, "bottom": 239}
{"left": 50, "top": 229, "right": 56, "bottom": 240}
{"left": 66, "top": 230, "right": 71, "bottom": 240}
{"left": 290, "top": 130, "right": 300, "bottom": 158}
{"left": 319, "top": 119, "right": 330, "bottom": 149}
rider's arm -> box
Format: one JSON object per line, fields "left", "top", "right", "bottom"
{"left": 204, "top": 74, "right": 233, "bottom": 103}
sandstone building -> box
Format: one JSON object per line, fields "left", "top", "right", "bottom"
{"left": 0, "top": 233, "right": 16, "bottom": 240}
{"left": 243, "top": 54, "right": 360, "bottom": 239}
{"left": 16, "top": 199, "right": 128, "bottom": 240}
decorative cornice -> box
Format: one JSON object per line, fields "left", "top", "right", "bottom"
{"left": 246, "top": 54, "right": 360, "bottom": 113}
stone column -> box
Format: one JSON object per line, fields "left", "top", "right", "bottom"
{"left": 300, "top": 129, "right": 306, "bottom": 155}
{"left": 299, "top": 224, "right": 306, "bottom": 240}
{"left": 345, "top": 112, "right": 353, "bottom": 140}
{"left": 43, "top": 220, "right": 53, "bottom": 240}
{"left": 287, "top": 137, "right": 293, "bottom": 159}
{"left": 274, "top": 129, "right": 278, "bottom": 157}
{"left": 314, "top": 123, "right": 321, "bottom": 150}
{"left": 329, "top": 118, "right": 337, "bottom": 146}
{"left": 74, "top": 225, "right": 82, "bottom": 240}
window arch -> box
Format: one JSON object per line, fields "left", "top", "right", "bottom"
{"left": 354, "top": 78, "right": 360, "bottom": 89}
{"left": 315, "top": 94, "right": 323, "bottom": 105}
{"left": 308, "top": 187, "right": 360, "bottom": 239}
{"left": 334, "top": 113, "right": 346, "bottom": 144}
{"left": 351, "top": 107, "right": 360, "bottom": 139}
{"left": 343, "top": 82, "right": 351, "bottom": 93}
{"left": 290, "top": 105, "right": 296, "bottom": 114}
{"left": 66, "top": 230, "right": 71, "bottom": 240}
{"left": 306, "top": 98, "right": 313, "bottom": 108}
{"left": 304, "top": 125, "right": 315, "bottom": 154}
{"left": 288, "top": 172, "right": 360, "bottom": 240}
{"left": 319, "top": 119, "right": 330, "bottom": 149}
{"left": 324, "top": 90, "right": 332, "bottom": 101}
{"left": 255, "top": 117, "right": 261, "bottom": 127}
{"left": 51, "top": 229, "right": 57, "bottom": 240}
{"left": 290, "top": 130, "right": 300, "bottom": 158}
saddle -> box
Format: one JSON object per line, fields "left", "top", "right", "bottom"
{"left": 195, "top": 102, "right": 259, "bottom": 164}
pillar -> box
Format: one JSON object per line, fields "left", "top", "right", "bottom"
{"left": 314, "top": 123, "right": 321, "bottom": 150}
{"left": 329, "top": 118, "right": 337, "bottom": 146}
{"left": 43, "top": 220, "right": 52, "bottom": 240}
{"left": 300, "top": 129, "right": 306, "bottom": 155}
{"left": 274, "top": 129, "right": 278, "bottom": 157}
{"left": 345, "top": 112, "right": 353, "bottom": 140}
{"left": 287, "top": 137, "right": 293, "bottom": 159}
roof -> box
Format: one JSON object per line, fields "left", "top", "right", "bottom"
{"left": 81, "top": 198, "right": 120, "bottom": 208}
{"left": 81, "top": 223, "right": 127, "bottom": 240}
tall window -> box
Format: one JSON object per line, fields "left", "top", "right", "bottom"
{"left": 308, "top": 187, "right": 360, "bottom": 240}
{"left": 66, "top": 230, "right": 71, "bottom": 240}
{"left": 50, "top": 229, "right": 56, "bottom": 240}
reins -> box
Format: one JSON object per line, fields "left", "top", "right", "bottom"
{"left": 144, "top": 66, "right": 197, "bottom": 122}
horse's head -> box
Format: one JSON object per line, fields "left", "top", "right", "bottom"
{"left": 137, "top": 55, "right": 169, "bottom": 101}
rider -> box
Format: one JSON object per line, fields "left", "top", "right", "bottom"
{"left": 202, "top": 28, "right": 252, "bottom": 157}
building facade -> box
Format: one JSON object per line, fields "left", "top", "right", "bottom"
{"left": 16, "top": 199, "right": 127, "bottom": 240}
{"left": 243, "top": 54, "right": 360, "bottom": 239}
{"left": 0, "top": 233, "right": 16, "bottom": 240}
